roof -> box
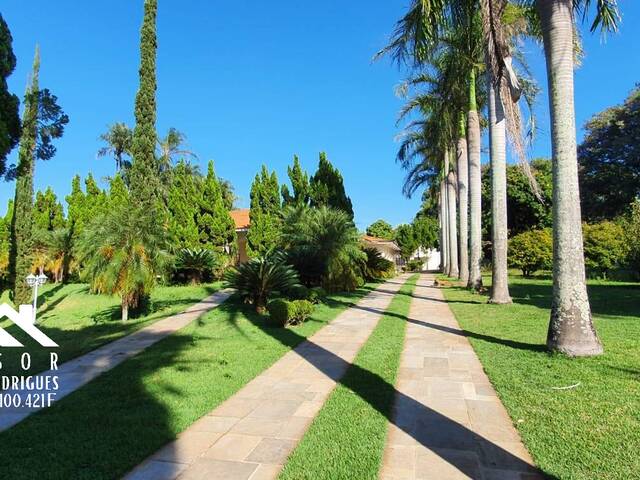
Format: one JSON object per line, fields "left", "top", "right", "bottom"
{"left": 361, "top": 235, "right": 401, "bottom": 251}
{"left": 230, "top": 209, "right": 250, "bottom": 230}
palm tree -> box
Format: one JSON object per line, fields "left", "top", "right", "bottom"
{"left": 78, "top": 204, "right": 170, "bottom": 321}
{"left": 157, "top": 128, "right": 197, "bottom": 173}
{"left": 532, "top": 0, "right": 619, "bottom": 356}
{"left": 97, "top": 123, "right": 132, "bottom": 172}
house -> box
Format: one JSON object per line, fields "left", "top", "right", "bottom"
{"left": 230, "top": 209, "right": 250, "bottom": 263}
{"left": 361, "top": 235, "right": 402, "bottom": 267}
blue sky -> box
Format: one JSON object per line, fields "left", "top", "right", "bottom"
{"left": 1, "top": 1, "right": 639, "bottom": 230}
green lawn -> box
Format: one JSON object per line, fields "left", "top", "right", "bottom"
{"left": 280, "top": 274, "right": 419, "bottom": 480}
{"left": 440, "top": 274, "right": 640, "bottom": 480}
{"left": 0, "top": 282, "right": 222, "bottom": 379}
{"left": 0, "top": 283, "right": 379, "bottom": 480}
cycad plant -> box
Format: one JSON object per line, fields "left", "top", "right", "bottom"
{"left": 224, "top": 250, "right": 300, "bottom": 313}
{"left": 175, "top": 248, "right": 218, "bottom": 284}
{"left": 78, "top": 204, "right": 170, "bottom": 321}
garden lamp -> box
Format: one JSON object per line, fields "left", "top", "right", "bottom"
{"left": 26, "top": 273, "right": 48, "bottom": 323}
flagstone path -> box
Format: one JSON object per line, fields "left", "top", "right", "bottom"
{"left": 380, "top": 273, "right": 541, "bottom": 480}
{"left": 124, "top": 275, "right": 410, "bottom": 480}
{"left": 0, "top": 288, "right": 233, "bottom": 432}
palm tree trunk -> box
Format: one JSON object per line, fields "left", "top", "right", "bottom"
{"left": 467, "top": 69, "right": 483, "bottom": 290}
{"left": 537, "top": 0, "right": 602, "bottom": 356}
{"left": 121, "top": 299, "right": 129, "bottom": 321}
{"left": 438, "top": 188, "right": 445, "bottom": 271}
{"left": 457, "top": 119, "right": 469, "bottom": 285}
{"left": 447, "top": 170, "right": 459, "bottom": 278}
{"left": 441, "top": 178, "right": 449, "bottom": 274}
{"left": 487, "top": 77, "right": 511, "bottom": 304}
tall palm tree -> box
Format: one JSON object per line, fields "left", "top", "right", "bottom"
{"left": 97, "top": 123, "right": 132, "bottom": 172}
{"left": 157, "top": 127, "right": 197, "bottom": 173}
{"left": 532, "top": 0, "right": 619, "bottom": 356}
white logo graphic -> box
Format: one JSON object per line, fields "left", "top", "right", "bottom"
{"left": 0, "top": 303, "right": 59, "bottom": 347}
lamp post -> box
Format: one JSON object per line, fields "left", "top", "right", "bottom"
{"left": 26, "top": 273, "right": 48, "bottom": 323}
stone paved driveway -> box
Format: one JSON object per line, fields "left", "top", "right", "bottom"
{"left": 380, "top": 274, "right": 542, "bottom": 480}
{"left": 124, "top": 275, "right": 410, "bottom": 480}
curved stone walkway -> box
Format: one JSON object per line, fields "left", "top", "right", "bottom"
{"left": 381, "top": 274, "right": 541, "bottom": 480}
{"left": 0, "top": 288, "right": 233, "bottom": 432}
{"left": 124, "top": 275, "right": 410, "bottom": 480}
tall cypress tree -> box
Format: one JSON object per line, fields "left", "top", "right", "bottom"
{"left": 108, "top": 173, "right": 129, "bottom": 210}
{"left": 9, "top": 48, "right": 40, "bottom": 304}
{"left": 129, "top": 0, "right": 162, "bottom": 210}
{"left": 198, "top": 161, "right": 236, "bottom": 252}
{"left": 309, "top": 152, "right": 354, "bottom": 219}
{"left": 0, "top": 14, "right": 20, "bottom": 179}
{"left": 247, "top": 165, "right": 281, "bottom": 255}
{"left": 281, "top": 155, "right": 311, "bottom": 207}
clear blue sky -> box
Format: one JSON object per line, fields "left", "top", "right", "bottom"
{"left": 1, "top": 1, "right": 639, "bottom": 230}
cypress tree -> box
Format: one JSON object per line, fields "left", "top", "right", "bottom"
{"left": 281, "top": 155, "right": 311, "bottom": 207}
{"left": 310, "top": 152, "right": 354, "bottom": 219}
{"left": 66, "top": 175, "right": 86, "bottom": 236}
{"left": 0, "top": 200, "right": 13, "bottom": 286}
{"left": 9, "top": 48, "right": 40, "bottom": 304}
{"left": 167, "top": 160, "right": 201, "bottom": 249}
{"left": 0, "top": 14, "right": 20, "bottom": 179}
{"left": 129, "top": 0, "right": 162, "bottom": 210}
{"left": 198, "top": 161, "right": 236, "bottom": 252}
{"left": 84, "top": 173, "right": 107, "bottom": 220}
{"left": 33, "top": 187, "right": 65, "bottom": 231}
{"left": 247, "top": 165, "right": 281, "bottom": 255}
{"left": 108, "top": 173, "right": 129, "bottom": 210}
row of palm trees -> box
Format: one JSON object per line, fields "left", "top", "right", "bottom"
{"left": 380, "top": 0, "right": 620, "bottom": 357}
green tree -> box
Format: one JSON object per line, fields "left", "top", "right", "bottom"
{"left": 247, "top": 165, "right": 281, "bottom": 255}
{"left": 508, "top": 228, "right": 552, "bottom": 277}
{"left": 413, "top": 216, "right": 439, "bottom": 250}
{"left": 582, "top": 221, "right": 628, "bottom": 279}
{"left": 578, "top": 86, "right": 640, "bottom": 221}
{"left": 0, "top": 201, "right": 13, "bottom": 287}
{"left": 198, "top": 161, "right": 236, "bottom": 253}
{"left": 128, "top": 0, "right": 162, "bottom": 212}
{"left": 0, "top": 14, "right": 20, "bottom": 179}
{"left": 281, "top": 155, "right": 311, "bottom": 207}
{"left": 395, "top": 224, "right": 418, "bottom": 262}
{"left": 167, "top": 160, "right": 201, "bottom": 249}
{"left": 108, "top": 173, "right": 129, "bottom": 210}
{"left": 623, "top": 199, "right": 640, "bottom": 276}
{"left": 9, "top": 47, "right": 68, "bottom": 304}
{"left": 366, "top": 220, "right": 394, "bottom": 240}
{"left": 66, "top": 175, "right": 86, "bottom": 237}
{"left": 482, "top": 159, "right": 553, "bottom": 236}
{"left": 33, "top": 187, "right": 65, "bottom": 231}
{"left": 78, "top": 204, "right": 170, "bottom": 321}
{"left": 309, "top": 152, "right": 353, "bottom": 219}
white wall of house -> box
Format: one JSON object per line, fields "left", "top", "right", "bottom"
{"left": 411, "top": 247, "right": 441, "bottom": 271}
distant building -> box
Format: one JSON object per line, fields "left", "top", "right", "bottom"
{"left": 410, "top": 246, "right": 441, "bottom": 271}
{"left": 361, "top": 235, "right": 402, "bottom": 267}
{"left": 230, "top": 209, "right": 250, "bottom": 263}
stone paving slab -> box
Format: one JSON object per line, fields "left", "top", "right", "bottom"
{"left": 124, "top": 276, "right": 409, "bottom": 480}
{"left": 380, "top": 274, "right": 541, "bottom": 480}
{"left": 0, "top": 289, "right": 233, "bottom": 432}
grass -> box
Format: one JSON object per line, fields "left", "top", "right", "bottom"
{"left": 0, "top": 282, "right": 222, "bottom": 379}
{"left": 440, "top": 273, "right": 640, "bottom": 480}
{"left": 0, "top": 283, "right": 380, "bottom": 480}
{"left": 280, "top": 274, "right": 419, "bottom": 480}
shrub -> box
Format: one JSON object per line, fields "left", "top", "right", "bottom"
{"left": 362, "top": 247, "right": 395, "bottom": 280}
{"left": 308, "top": 286, "right": 327, "bottom": 304}
{"left": 406, "top": 259, "right": 423, "bottom": 272}
{"left": 508, "top": 229, "right": 552, "bottom": 277}
{"left": 224, "top": 250, "right": 301, "bottom": 313}
{"left": 583, "top": 221, "right": 628, "bottom": 278}
{"left": 267, "top": 299, "right": 314, "bottom": 327}
{"left": 286, "top": 284, "right": 310, "bottom": 300}
{"left": 174, "top": 248, "right": 219, "bottom": 284}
